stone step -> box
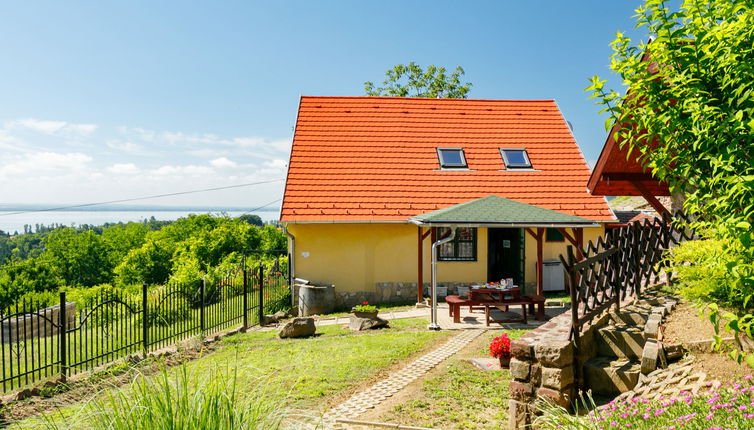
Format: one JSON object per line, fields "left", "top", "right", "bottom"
{"left": 597, "top": 325, "right": 646, "bottom": 360}
{"left": 609, "top": 309, "right": 650, "bottom": 326}
{"left": 583, "top": 357, "right": 641, "bottom": 397}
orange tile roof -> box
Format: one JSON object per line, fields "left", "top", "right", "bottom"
{"left": 281, "top": 96, "right": 615, "bottom": 223}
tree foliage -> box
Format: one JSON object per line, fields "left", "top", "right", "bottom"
{"left": 588, "top": 0, "right": 754, "bottom": 364}
{"left": 364, "top": 62, "right": 472, "bottom": 98}
{"left": 0, "top": 214, "right": 287, "bottom": 308}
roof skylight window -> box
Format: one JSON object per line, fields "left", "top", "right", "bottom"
{"left": 437, "top": 148, "right": 467, "bottom": 169}
{"left": 500, "top": 148, "right": 532, "bottom": 169}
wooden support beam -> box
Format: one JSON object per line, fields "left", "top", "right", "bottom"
{"left": 536, "top": 227, "right": 544, "bottom": 297}
{"left": 417, "top": 227, "right": 424, "bottom": 303}
{"left": 631, "top": 181, "right": 670, "bottom": 216}
{"left": 557, "top": 228, "right": 584, "bottom": 260}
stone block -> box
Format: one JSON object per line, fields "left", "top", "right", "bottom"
{"left": 535, "top": 341, "right": 574, "bottom": 368}
{"left": 597, "top": 325, "right": 645, "bottom": 360}
{"left": 644, "top": 318, "right": 660, "bottom": 340}
{"left": 665, "top": 343, "right": 684, "bottom": 361}
{"left": 541, "top": 365, "right": 574, "bottom": 390}
{"left": 536, "top": 387, "right": 572, "bottom": 409}
{"left": 610, "top": 310, "right": 650, "bottom": 326}
{"left": 530, "top": 363, "right": 542, "bottom": 386}
{"left": 641, "top": 338, "right": 659, "bottom": 374}
{"left": 509, "top": 358, "right": 530, "bottom": 381}
{"left": 508, "top": 399, "right": 531, "bottom": 430}
{"left": 511, "top": 340, "right": 534, "bottom": 360}
{"left": 583, "top": 357, "right": 641, "bottom": 396}
{"left": 509, "top": 380, "right": 534, "bottom": 401}
{"left": 651, "top": 306, "right": 668, "bottom": 316}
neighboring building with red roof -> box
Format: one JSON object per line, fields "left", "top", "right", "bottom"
{"left": 281, "top": 96, "right": 616, "bottom": 308}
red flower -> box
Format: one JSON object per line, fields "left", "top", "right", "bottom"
{"left": 361, "top": 301, "right": 369, "bottom": 305}
{"left": 489, "top": 334, "right": 511, "bottom": 359}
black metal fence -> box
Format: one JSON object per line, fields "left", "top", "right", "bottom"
{"left": 0, "top": 258, "right": 290, "bottom": 393}
{"left": 559, "top": 211, "right": 695, "bottom": 340}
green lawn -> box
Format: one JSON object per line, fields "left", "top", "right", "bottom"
{"left": 12, "top": 317, "right": 447, "bottom": 428}
{"left": 373, "top": 329, "right": 529, "bottom": 429}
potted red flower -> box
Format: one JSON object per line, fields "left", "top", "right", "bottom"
{"left": 489, "top": 334, "right": 512, "bottom": 368}
{"left": 352, "top": 301, "right": 379, "bottom": 318}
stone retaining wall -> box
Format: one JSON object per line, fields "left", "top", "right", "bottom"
{"left": 508, "top": 307, "right": 610, "bottom": 429}
{"left": 2, "top": 302, "right": 76, "bottom": 343}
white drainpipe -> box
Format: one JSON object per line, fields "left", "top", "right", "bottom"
{"left": 283, "top": 225, "right": 296, "bottom": 309}
{"left": 429, "top": 226, "right": 456, "bottom": 330}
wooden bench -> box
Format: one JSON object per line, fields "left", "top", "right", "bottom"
{"left": 525, "top": 294, "right": 546, "bottom": 320}
{"left": 445, "top": 295, "right": 474, "bottom": 323}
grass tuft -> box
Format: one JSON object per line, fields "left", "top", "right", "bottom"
{"left": 40, "top": 363, "right": 287, "bottom": 430}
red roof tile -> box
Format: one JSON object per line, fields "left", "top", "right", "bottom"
{"left": 281, "top": 96, "right": 615, "bottom": 223}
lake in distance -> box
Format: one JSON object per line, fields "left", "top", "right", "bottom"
{"left": 0, "top": 209, "right": 279, "bottom": 234}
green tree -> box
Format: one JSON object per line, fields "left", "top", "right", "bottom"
{"left": 115, "top": 238, "right": 173, "bottom": 286}
{"left": 0, "top": 257, "right": 64, "bottom": 308}
{"left": 364, "top": 62, "right": 472, "bottom": 98}
{"left": 588, "top": 0, "right": 754, "bottom": 363}
{"left": 44, "top": 228, "right": 113, "bottom": 287}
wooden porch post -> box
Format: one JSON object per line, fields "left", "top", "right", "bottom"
{"left": 536, "top": 228, "right": 544, "bottom": 297}
{"left": 525, "top": 228, "right": 545, "bottom": 297}
{"left": 417, "top": 227, "right": 431, "bottom": 303}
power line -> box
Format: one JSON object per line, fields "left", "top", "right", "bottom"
{"left": 0, "top": 178, "right": 285, "bottom": 217}
{"left": 239, "top": 198, "right": 282, "bottom": 216}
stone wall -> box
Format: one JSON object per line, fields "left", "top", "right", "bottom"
{"left": 2, "top": 302, "right": 76, "bottom": 343}
{"left": 508, "top": 307, "right": 610, "bottom": 429}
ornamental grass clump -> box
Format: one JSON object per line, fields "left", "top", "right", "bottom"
{"left": 44, "top": 363, "right": 287, "bottom": 430}
{"left": 535, "top": 377, "right": 754, "bottom": 430}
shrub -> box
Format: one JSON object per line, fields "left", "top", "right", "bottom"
{"left": 666, "top": 237, "right": 745, "bottom": 308}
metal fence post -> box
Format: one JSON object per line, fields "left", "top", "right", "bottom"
{"left": 200, "top": 277, "right": 206, "bottom": 335}
{"left": 242, "top": 269, "right": 249, "bottom": 331}
{"left": 142, "top": 283, "right": 148, "bottom": 358}
{"left": 59, "top": 292, "right": 67, "bottom": 382}
{"left": 258, "top": 265, "right": 264, "bottom": 324}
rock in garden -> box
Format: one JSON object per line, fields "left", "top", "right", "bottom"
{"left": 279, "top": 317, "right": 316, "bottom": 338}
{"left": 348, "top": 316, "right": 388, "bottom": 331}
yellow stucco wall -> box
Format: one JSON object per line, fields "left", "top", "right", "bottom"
{"left": 287, "top": 223, "right": 604, "bottom": 294}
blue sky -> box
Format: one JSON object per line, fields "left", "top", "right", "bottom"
{"left": 0, "top": 1, "right": 647, "bottom": 208}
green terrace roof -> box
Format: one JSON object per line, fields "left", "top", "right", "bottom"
{"left": 408, "top": 195, "right": 599, "bottom": 227}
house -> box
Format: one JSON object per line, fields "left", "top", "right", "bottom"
{"left": 280, "top": 96, "right": 616, "bottom": 308}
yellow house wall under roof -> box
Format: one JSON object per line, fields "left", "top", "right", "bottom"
{"left": 286, "top": 223, "right": 605, "bottom": 303}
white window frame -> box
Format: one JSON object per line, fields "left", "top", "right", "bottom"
{"left": 500, "top": 148, "right": 532, "bottom": 169}
{"left": 436, "top": 148, "right": 468, "bottom": 169}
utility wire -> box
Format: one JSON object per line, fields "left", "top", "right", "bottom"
{"left": 0, "top": 178, "right": 285, "bottom": 217}
{"left": 239, "top": 198, "right": 282, "bottom": 216}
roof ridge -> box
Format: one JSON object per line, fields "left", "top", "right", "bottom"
{"left": 299, "top": 96, "right": 556, "bottom": 102}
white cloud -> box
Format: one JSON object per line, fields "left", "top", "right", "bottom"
{"left": 6, "top": 118, "right": 97, "bottom": 137}
{"left": 210, "top": 157, "right": 238, "bottom": 168}
{"left": 106, "top": 140, "right": 147, "bottom": 154}
{"left": 0, "top": 152, "right": 93, "bottom": 178}
{"left": 263, "top": 159, "right": 287, "bottom": 169}
{"left": 107, "top": 163, "right": 140, "bottom": 175}
{"left": 151, "top": 164, "right": 213, "bottom": 176}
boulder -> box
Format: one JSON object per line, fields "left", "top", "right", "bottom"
{"left": 278, "top": 317, "right": 316, "bottom": 338}
{"left": 262, "top": 310, "right": 291, "bottom": 326}
{"left": 348, "top": 316, "right": 389, "bottom": 331}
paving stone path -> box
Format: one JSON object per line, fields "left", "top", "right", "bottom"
{"left": 615, "top": 356, "right": 718, "bottom": 402}
{"left": 315, "top": 329, "right": 485, "bottom": 429}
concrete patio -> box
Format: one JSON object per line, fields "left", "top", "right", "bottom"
{"left": 314, "top": 301, "right": 571, "bottom": 330}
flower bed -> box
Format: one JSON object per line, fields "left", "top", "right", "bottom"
{"left": 585, "top": 377, "right": 754, "bottom": 429}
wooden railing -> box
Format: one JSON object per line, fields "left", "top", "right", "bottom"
{"left": 559, "top": 211, "right": 695, "bottom": 340}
